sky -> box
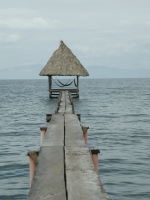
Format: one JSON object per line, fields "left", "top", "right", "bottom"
{"left": 0, "top": 0, "right": 150, "bottom": 73}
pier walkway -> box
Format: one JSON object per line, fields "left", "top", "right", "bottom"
{"left": 27, "top": 91, "right": 111, "bottom": 200}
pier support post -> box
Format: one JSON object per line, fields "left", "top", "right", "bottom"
{"left": 48, "top": 76, "right": 52, "bottom": 98}
{"left": 91, "top": 149, "right": 100, "bottom": 173}
{"left": 40, "top": 127, "right": 47, "bottom": 145}
{"left": 77, "top": 114, "right": 81, "bottom": 121}
{"left": 77, "top": 76, "right": 79, "bottom": 97}
{"left": 28, "top": 151, "right": 39, "bottom": 187}
{"left": 46, "top": 114, "right": 52, "bottom": 122}
{"left": 82, "top": 126, "right": 89, "bottom": 145}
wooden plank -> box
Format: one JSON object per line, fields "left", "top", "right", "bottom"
{"left": 65, "top": 114, "right": 85, "bottom": 147}
{"left": 28, "top": 146, "right": 66, "bottom": 200}
{"left": 49, "top": 89, "right": 78, "bottom": 98}
{"left": 42, "top": 114, "right": 64, "bottom": 147}
{"left": 50, "top": 89, "right": 78, "bottom": 92}
{"left": 65, "top": 147, "right": 111, "bottom": 200}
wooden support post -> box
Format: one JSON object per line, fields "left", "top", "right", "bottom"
{"left": 29, "top": 157, "right": 35, "bottom": 187}
{"left": 91, "top": 149, "right": 100, "bottom": 173}
{"left": 46, "top": 114, "right": 52, "bottom": 122}
{"left": 77, "top": 75, "right": 79, "bottom": 97}
{"left": 28, "top": 151, "right": 39, "bottom": 187}
{"left": 82, "top": 126, "right": 89, "bottom": 145}
{"left": 58, "top": 91, "right": 62, "bottom": 106}
{"left": 77, "top": 114, "right": 81, "bottom": 121}
{"left": 40, "top": 127, "right": 47, "bottom": 145}
{"left": 48, "top": 76, "right": 52, "bottom": 98}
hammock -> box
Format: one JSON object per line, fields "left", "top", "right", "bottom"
{"left": 52, "top": 77, "right": 78, "bottom": 88}
{"left": 52, "top": 78, "right": 73, "bottom": 87}
{"left": 57, "top": 79, "right": 73, "bottom": 87}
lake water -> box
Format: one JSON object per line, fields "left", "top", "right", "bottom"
{"left": 0, "top": 78, "right": 150, "bottom": 200}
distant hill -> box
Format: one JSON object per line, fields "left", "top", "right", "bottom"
{"left": 86, "top": 66, "right": 150, "bottom": 78}
{"left": 0, "top": 64, "right": 46, "bottom": 79}
{"left": 0, "top": 64, "right": 150, "bottom": 79}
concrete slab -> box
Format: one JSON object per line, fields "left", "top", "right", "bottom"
{"left": 28, "top": 146, "right": 66, "bottom": 200}
{"left": 65, "top": 146, "right": 111, "bottom": 200}
{"left": 42, "top": 114, "right": 64, "bottom": 147}
{"left": 65, "top": 114, "right": 85, "bottom": 147}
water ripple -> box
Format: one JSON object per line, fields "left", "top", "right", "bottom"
{"left": 0, "top": 79, "right": 150, "bottom": 200}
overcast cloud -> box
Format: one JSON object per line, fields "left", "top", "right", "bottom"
{"left": 0, "top": 0, "right": 150, "bottom": 72}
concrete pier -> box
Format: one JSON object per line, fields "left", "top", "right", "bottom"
{"left": 27, "top": 91, "right": 111, "bottom": 200}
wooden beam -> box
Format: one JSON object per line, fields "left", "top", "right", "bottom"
{"left": 46, "top": 114, "right": 52, "bottom": 122}
{"left": 77, "top": 76, "right": 79, "bottom": 89}
{"left": 48, "top": 76, "right": 52, "bottom": 98}
{"left": 77, "top": 76, "right": 79, "bottom": 97}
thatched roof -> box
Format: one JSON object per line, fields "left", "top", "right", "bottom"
{"left": 39, "top": 41, "right": 89, "bottom": 76}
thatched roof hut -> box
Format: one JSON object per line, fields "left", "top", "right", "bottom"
{"left": 39, "top": 41, "right": 89, "bottom": 76}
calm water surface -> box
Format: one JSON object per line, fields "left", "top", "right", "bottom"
{"left": 0, "top": 79, "right": 150, "bottom": 200}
